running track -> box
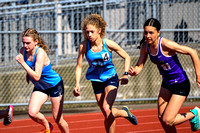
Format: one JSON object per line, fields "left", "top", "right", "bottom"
{"left": 0, "top": 106, "right": 196, "bottom": 133}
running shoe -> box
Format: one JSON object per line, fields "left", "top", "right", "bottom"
{"left": 3, "top": 105, "right": 14, "bottom": 126}
{"left": 122, "top": 106, "right": 138, "bottom": 125}
{"left": 42, "top": 122, "right": 54, "bottom": 133}
{"left": 190, "top": 106, "right": 200, "bottom": 131}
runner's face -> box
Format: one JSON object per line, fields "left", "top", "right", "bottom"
{"left": 144, "top": 26, "right": 160, "bottom": 45}
{"left": 22, "top": 36, "right": 37, "bottom": 52}
{"left": 85, "top": 24, "right": 101, "bottom": 42}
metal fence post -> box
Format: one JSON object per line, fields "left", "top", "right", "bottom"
{"left": 103, "top": 0, "right": 107, "bottom": 36}
{"left": 54, "top": 3, "right": 58, "bottom": 66}
{"left": 145, "top": 0, "right": 149, "bottom": 20}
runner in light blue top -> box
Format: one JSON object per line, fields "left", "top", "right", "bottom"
{"left": 24, "top": 47, "right": 61, "bottom": 90}
{"left": 16, "top": 28, "right": 69, "bottom": 133}
{"left": 86, "top": 38, "right": 116, "bottom": 82}
{"left": 73, "top": 14, "right": 138, "bottom": 133}
{"left": 129, "top": 18, "right": 200, "bottom": 132}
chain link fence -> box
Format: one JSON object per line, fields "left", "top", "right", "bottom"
{"left": 0, "top": 0, "right": 200, "bottom": 111}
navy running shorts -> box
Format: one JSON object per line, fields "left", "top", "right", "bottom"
{"left": 33, "top": 79, "right": 64, "bottom": 97}
{"left": 91, "top": 74, "right": 119, "bottom": 94}
{"left": 161, "top": 78, "right": 190, "bottom": 96}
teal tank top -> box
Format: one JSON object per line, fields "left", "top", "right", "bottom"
{"left": 86, "top": 38, "right": 117, "bottom": 82}
{"left": 24, "top": 47, "right": 61, "bottom": 90}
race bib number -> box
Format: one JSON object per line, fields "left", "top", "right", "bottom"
{"left": 161, "top": 63, "right": 171, "bottom": 70}
{"left": 102, "top": 52, "right": 110, "bottom": 61}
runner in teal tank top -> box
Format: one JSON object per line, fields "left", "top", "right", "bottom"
{"left": 16, "top": 28, "right": 69, "bottom": 133}
{"left": 23, "top": 47, "right": 61, "bottom": 90}
{"left": 86, "top": 38, "right": 117, "bottom": 82}
{"left": 73, "top": 14, "right": 138, "bottom": 133}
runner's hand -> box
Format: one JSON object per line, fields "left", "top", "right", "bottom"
{"left": 129, "top": 66, "right": 137, "bottom": 76}
{"left": 118, "top": 75, "right": 128, "bottom": 85}
{"left": 16, "top": 53, "right": 25, "bottom": 65}
{"left": 73, "top": 86, "right": 81, "bottom": 96}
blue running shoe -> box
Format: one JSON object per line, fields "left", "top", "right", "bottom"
{"left": 122, "top": 106, "right": 138, "bottom": 125}
{"left": 190, "top": 106, "right": 200, "bottom": 131}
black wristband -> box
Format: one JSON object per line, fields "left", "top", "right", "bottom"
{"left": 123, "top": 72, "right": 128, "bottom": 75}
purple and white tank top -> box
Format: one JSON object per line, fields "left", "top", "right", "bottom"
{"left": 147, "top": 37, "right": 188, "bottom": 85}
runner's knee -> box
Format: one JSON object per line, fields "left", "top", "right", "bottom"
{"left": 162, "top": 116, "right": 176, "bottom": 126}
{"left": 28, "top": 109, "right": 38, "bottom": 118}
{"left": 103, "top": 104, "right": 111, "bottom": 118}
{"left": 55, "top": 117, "right": 68, "bottom": 127}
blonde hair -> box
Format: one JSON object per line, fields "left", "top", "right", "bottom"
{"left": 82, "top": 14, "right": 107, "bottom": 40}
{"left": 22, "top": 28, "right": 49, "bottom": 52}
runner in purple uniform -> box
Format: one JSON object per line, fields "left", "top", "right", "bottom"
{"left": 129, "top": 18, "right": 200, "bottom": 133}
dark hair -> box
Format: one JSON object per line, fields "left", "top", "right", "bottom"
{"left": 137, "top": 36, "right": 146, "bottom": 49}
{"left": 143, "top": 18, "right": 161, "bottom": 31}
